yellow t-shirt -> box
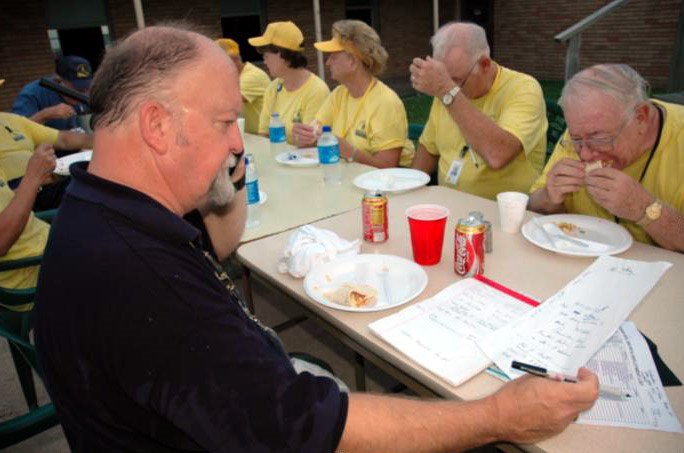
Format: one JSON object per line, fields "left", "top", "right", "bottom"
{"left": 419, "top": 64, "right": 547, "bottom": 200}
{"left": 258, "top": 73, "right": 330, "bottom": 144}
{"left": 530, "top": 100, "right": 684, "bottom": 246}
{"left": 240, "top": 62, "right": 271, "bottom": 134}
{"left": 315, "top": 79, "right": 415, "bottom": 167}
{"left": 0, "top": 112, "right": 59, "bottom": 181}
{"left": 0, "top": 168, "right": 49, "bottom": 290}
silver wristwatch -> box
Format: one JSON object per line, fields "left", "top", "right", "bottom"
{"left": 442, "top": 85, "right": 461, "bottom": 106}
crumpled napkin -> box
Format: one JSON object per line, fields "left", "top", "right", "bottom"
{"left": 278, "top": 225, "right": 361, "bottom": 278}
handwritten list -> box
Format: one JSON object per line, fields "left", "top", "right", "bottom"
{"left": 477, "top": 256, "right": 672, "bottom": 378}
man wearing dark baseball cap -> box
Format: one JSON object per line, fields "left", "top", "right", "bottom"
{"left": 11, "top": 55, "right": 92, "bottom": 130}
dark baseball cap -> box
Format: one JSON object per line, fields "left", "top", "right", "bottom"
{"left": 55, "top": 55, "right": 93, "bottom": 91}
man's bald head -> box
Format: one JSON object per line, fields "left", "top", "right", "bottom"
{"left": 90, "top": 25, "right": 213, "bottom": 129}
{"left": 431, "top": 22, "right": 490, "bottom": 62}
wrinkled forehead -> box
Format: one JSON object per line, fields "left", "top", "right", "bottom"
{"left": 563, "top": 90, "right": 626, "bottom": 133}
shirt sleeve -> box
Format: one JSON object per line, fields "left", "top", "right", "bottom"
{"left": 258, "top": 81, "right": 278, "bottom": 135}
{"left": 11, "top": 87, "right": 41, "bottom": 118}
{"left": 418, "top": 98, "right": 442, "bottom": 156}
{"left": 21, "top": 115, "right": 60, "bottom": 146}
{"left": 147, "top": 305, "right": 348, "bottom": 453}
{"left": 241, "top": 66, "right": 270, "bottom": 104}
{"left": 315, "top": 88, "right": 335, "bottom": 127}
{"left": 301, "top": 79, "right": 330, "bottom": 125}
{"left": 495, "top": 77, "right": 547, "bottom": 157}
{"left": 368, "top": 98, "right": 408, "bottom": 151}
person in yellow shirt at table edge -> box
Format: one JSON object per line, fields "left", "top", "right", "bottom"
{"left": 528, "top": 64, "right": 684, "bottom": 253}
{"left": 292, "top": 19, "right": 415, "bottom": 168}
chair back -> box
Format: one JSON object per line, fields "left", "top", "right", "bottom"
{"left": 545, "top": 99, "right": 567, "bottom": 164}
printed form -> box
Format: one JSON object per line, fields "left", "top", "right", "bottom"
{"left": 477, "top": 256, "right": 671, "bottom": 378}
{"left": 578, "top": 321, "right": 682, "bottom": 433}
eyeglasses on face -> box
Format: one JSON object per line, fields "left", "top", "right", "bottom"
{"left": 560, "top": 113, "right": 633, "bottom": 153}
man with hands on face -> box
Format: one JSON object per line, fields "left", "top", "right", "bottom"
{"left": 410, "top": 22, "right": 547, "bottom": 200}
{"left": 528, "top": 64, "right": 684, "bottom": 252}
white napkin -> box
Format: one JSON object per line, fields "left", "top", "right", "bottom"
{"left": 278, "top": 225, "right": 361, "bottom": 278}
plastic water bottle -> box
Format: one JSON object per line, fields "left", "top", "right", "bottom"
{"left": 317, "top": 125, "right": 341, "bottom": 184}
{"left": 245, "top": 153, "right": 261, "bottom": 228}
{"left": 269, "top": 112, "right": 287, "bottom": 158}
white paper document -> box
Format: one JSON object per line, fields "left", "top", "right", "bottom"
{"left": 369, "top": 277, "right": 537, "bottom": 386}
{"left": 577, "top": 321, "right": 682, "bottom": 432}
{"left": 477, "top": 256, "right": 672, "bottom": 379}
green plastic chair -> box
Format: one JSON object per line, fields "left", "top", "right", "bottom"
{"left": 0, "top": 320, "right": 59, "bottom": 448}
{"left": 545, "top": 99, "right": 567, "bottom": 164}
{"left": 0, "top": 208, "right": 57, "bottom": 410}
{"left": 408, "top": 123, "right": 424, "bottom": 141}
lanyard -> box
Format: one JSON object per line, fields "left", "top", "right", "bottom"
{"left": 615, "top": 105, "right": 663, "bottom": 224}
{"left": 339, "top": 78, "right": 377, "bottom": 140}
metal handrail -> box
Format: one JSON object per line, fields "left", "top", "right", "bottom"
{"left": 555, "top": 0, "right": 629, "bottom": 42}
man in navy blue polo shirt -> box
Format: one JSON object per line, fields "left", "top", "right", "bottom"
{"left": 35, "top": 25, "right": 598, "bottom": 452}
{"left": 11, "top": 55, "right": 92, "bottom": 130}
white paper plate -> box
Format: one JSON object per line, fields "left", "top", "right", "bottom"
{"left": 275, "top": 148, "right": 319, "bottom": 167}
{"left": 54, "top": 150, "right": 92, "bottom": 176}
{"left": 353, "top": 168, "right": 430, "bottom": 193}
{"left": 304, "top": 254, "right": 428, "bottom": 312}
{"left": 521, "top": 214, "right": 633, "bottom": 257}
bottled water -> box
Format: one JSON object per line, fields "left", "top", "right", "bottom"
{"left": 317, "top": 125, "right": 341, "bottom": 185}
{"left": 245, "top": 153, "right": 261, "bottom": 228}
{"left": 269, "top": 112, "right": 287, "bottom": 158}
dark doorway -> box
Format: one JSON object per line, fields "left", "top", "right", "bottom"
{"left": 58, "top": 27, "right": 105, "bottom": 72}
{"left": 221, "top": 16, "right": 263, "bottom": 63}
{"left": 460, "top": 0, "right": 494, "bottom": 56}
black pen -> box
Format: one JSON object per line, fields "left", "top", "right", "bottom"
{"left": 511, "top": 360, "right": 631, "bottom": 399}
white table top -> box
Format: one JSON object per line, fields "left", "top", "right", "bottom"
{"left": 237, "top": 185, "right": 684, "bottom": 453}
{"left": 240, "top": 134, "right": 379, "bottom": 243}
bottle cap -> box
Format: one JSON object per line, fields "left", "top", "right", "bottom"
{"left": 322, "top": 125, "right": 331, "bottom": 133}
{"left": 272, "top": 112, "right": 280, "bottom": 118}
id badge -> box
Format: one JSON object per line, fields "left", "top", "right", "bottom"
{"left": 446, "top": 158, "right": 464, "bottom": 185}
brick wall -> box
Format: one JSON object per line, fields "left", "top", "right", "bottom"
{"left": 494, "top": 0, "right": 681, "bottom": 90}
{"left": 0, "top": 0, "right": 55, "bottom": 111}
{"left": 1, "top": 0, "right": 679, "bottom": 112}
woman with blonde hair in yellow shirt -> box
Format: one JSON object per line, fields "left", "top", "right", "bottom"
{"left": 249, "top": 21, "right": 329, "bottom": 144}
{"left": 292, "top": 20, "right": 414, "bottom": 168}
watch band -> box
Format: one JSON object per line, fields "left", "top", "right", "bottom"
{"left": 636, "top": 199, "right": 662, "bottom": 227}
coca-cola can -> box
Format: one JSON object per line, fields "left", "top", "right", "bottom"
{"left": 362, "top": 191, "right": 388, "bottom": 243}
{"left": 454, "top": 215, "right": 485, "bottom": 276}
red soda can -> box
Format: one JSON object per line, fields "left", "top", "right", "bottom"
{"left": 454, "top": 215, "right": 485, "bottom": 276}
{"left": 362, "top": 191, "right": 388, "bottom": 243}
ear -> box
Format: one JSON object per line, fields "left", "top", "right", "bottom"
{"left": 479, "top": 56, "right": 491, "bottom": 72}
{"left": 633, "top": 102, "right": 650, "bottom": 125}
{"left": 138, "top": 100, "right": 172, "bottom": 155}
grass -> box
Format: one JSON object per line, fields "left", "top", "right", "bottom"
{"left": 402, "top": 80, "right": 565, "bottom": 126}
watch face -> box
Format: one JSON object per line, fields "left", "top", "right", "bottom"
{"left": 442, "top": 94, "right": 453, "bottom": 105}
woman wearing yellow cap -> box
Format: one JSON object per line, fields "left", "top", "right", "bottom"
{"left": 248, "top": 21, "right": 329, "bottom": 144}
{"left": 292, "top": 20, "right": 414, "bottom": 168}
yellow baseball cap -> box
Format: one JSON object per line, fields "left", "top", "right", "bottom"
{"left": 216, "top": 38, "right": 240, "bottom": 57}
{"left": 248, "top": 21, "right": 304, "bottom": 52}
{"left": 314, "top": 36, "right": 345, "bottom": 53}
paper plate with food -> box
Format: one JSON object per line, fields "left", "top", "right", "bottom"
{"left": 521, "top": 214, "right": 633, "bottom": 257}
{"left": 303, "top": 254, "right": 428, "bottom": 312}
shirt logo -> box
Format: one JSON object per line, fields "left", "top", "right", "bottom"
{"left": 292, "top": 110, "right": 302, "bottom": 124}
{"left": 354, "top": 120, "right": 367, "bottom": 139}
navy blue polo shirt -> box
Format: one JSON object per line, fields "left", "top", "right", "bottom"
{"left": 35, "top": 163, "right": 347, "bottom": 452}
{"left": 11, "top": 78, "right": 83, "bottom": 130}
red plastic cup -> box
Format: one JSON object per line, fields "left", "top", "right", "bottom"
{"left": 406, "top": 204, "right": 450, "bottom": 265}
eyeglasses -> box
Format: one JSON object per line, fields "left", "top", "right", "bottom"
{"left": 560, "top": 113, "right": 633, "bottom": 153}
{"left": 455, "top": 58, "right": 480, "bottom": 89}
